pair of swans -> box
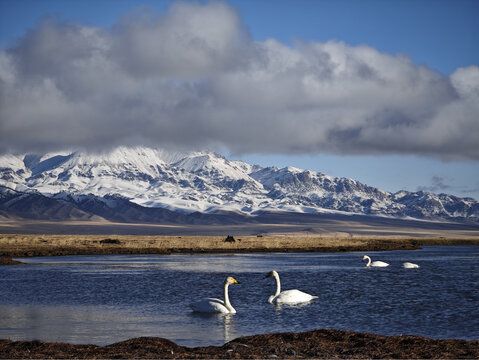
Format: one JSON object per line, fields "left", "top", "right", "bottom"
{"left": 190, "top": 270, "right": 317, "bottom": 314}
{"left": 362, "top": 255, "right": 420, "bottom": 268}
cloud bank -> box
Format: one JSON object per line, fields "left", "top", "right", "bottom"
{"left": 1, "top": 1, "right": 478, "bottom": 159}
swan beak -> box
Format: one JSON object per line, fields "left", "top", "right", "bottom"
{"left": 264, "top": 271, "right": 273, "bottom": 279}
{"left": 232, "top": 278, "right": 240, "bottom": 284}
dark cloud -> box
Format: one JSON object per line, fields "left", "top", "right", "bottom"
{"left": 417, "top": 176, "right": 452, "bottom": 193}
{"left": 419, "top": 177, "right": 479, "bottom": 200}
{"left": 0, "top": 2, "right": 478, "bottom": 159}
{"left": 461, "top": 185, "right": 479, "bottom": 198}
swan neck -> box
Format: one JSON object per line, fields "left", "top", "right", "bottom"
{"left": 223, "top": 282, "right": 235, "bottom": 312}
{"left": 273, "top": 273, "right": 281, "bottom": 296}
{"left": 365, "top": 256, "right": 371, "bottom": 266}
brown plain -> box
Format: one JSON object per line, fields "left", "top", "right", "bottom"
{"left": 1, "top": 233, "right": 479, "bottom": 258}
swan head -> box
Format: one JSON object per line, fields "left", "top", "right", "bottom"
{"left": 225, "top": 276, "right": 240, "bottom": 285}
{"left": 362, "top": 255, "right": 369, "bottom": 261}
{"left": 264, "top": 270, "right": 278, "bottom": 279}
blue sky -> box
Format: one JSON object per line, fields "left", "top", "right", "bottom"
{"left": 0, "top": 0, "right": 478, "bottom": 199}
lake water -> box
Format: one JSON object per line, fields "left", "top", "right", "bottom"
{"left": 0, "top": 246, "right": 478, "bottom": 347}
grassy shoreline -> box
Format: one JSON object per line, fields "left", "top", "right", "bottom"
{"left": 1, "top": 233, "right": 479, "bottom": 260}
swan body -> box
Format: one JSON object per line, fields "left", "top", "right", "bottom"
{"left": 190, "top": 276, "right": 239, "bottom": 314}
{"left": 265, "top": 270, "right": 317, "bottom": 305}
{"left": 403, "top": 262, "right": 420, "bottom": 268}
{"left": 191, "top": 297, "right": 232, "bottom": 314}
{"left": 362, "top": 255, "right": 389, "bottom": 267}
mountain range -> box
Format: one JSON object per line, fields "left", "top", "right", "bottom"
{"left": 1, "top": 146, "right": 478, "bottom": 224}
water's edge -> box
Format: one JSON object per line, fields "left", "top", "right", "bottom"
{"left": 1, "top": 328, "right": 478, "bottom": 359}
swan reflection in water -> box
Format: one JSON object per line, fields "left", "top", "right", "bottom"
{"left": 190, "top": 312, "right": 236, "bottom": 343}
{"left": 272, "top": 300, "right": 316, "bottom": 310}
{"left": 222, "top": 314, "right": 235, "bottom": 342}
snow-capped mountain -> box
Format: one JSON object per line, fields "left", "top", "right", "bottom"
{"left": 1, "top": 146, "right": 478, "bottom": 222}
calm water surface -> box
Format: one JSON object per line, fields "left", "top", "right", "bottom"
{"left": 0, "top": 246, "right": 478, "bottom": 347}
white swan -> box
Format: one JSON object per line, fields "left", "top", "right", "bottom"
{"left": 190, "top": 276, "right": 239, "bottom": 314}
{"left": 265, "top": 270, "right": 317, "bottom": 304}
{"left": 403, "top": 262, "right": 420, "bottom": 268}
{"left": 362, "top": 255, "right": 389, "bottom": 267}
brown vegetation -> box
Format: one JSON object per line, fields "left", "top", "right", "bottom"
{"left": 0, "top": 233, "right": 414, "bottom": 258}
{"left": 1, "top": 329, "right": 478, "bottom": 359}
{"left": 0, "top": 256, "right": 22, "bottom": 265}
{"left": 1, "top": 233, "right": 478, "bottom": 260}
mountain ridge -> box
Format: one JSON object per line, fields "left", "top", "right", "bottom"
{"left": 1, "top": 146, "right": 478, "bottom": 223}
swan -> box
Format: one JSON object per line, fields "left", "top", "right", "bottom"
{"left": 190, "top": 276, "right": 240, "bottom": 314}
{"left": 403, "top": 262, "right": 420, "bottom": 268}
{"left": 265, "top": 270, "right": 317, "bottom": 304}
{"left": 362, "top": 255, "right": 389, "bottom": 267}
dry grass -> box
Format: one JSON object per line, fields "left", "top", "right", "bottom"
{"left": 1, "top": 233, "right": 478, "bottom": 258}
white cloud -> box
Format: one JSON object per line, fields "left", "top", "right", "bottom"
{"left": 450, "top": 65, "right": 479, "bottom": 98}
{"left": 0, "top": 2, "right": 478, "bottom": 159}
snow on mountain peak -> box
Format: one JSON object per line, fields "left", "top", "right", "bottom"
{"left": 173, "top": 152, "right": 255, "bottom": 182}
{"left": 1, "top": 146, "right": 478, "bottom": 221}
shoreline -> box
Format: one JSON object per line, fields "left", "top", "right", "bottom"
{"left": 1, "top": 234, "right": 479, "bottom": 263}
{"left": 1, "top": 329, "right": 478, "bottom": 359}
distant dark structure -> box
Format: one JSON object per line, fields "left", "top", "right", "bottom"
{"left": 224, "top": 235, "right": 236, "bottom": 243}
{"left": 100, "top": 238, "right": 120, "bottom": 244}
